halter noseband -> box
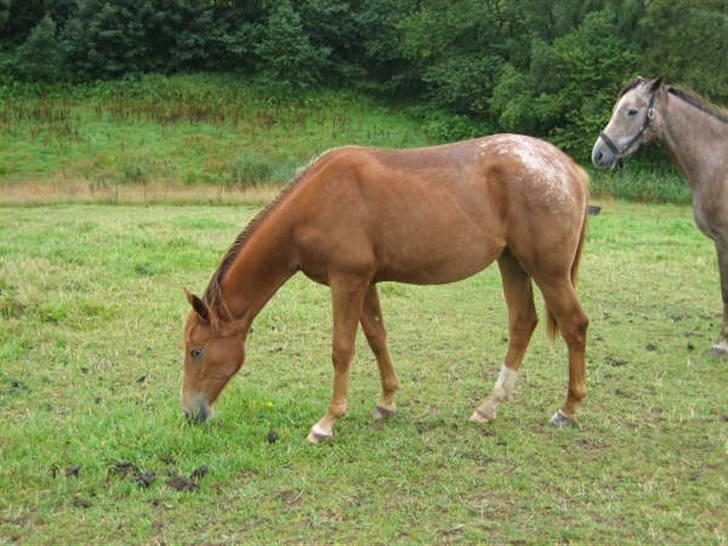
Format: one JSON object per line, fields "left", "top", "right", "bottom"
{"left": 599, "top": 88, "right": 658, "bottom": 173}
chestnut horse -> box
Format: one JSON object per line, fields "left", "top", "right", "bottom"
{"left": 182, "top": 134, "right": 590, "bottom": 442}
{"left": 592, "top": 76, "right": 728, "bottom": 355}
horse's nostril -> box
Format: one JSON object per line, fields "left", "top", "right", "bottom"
{"left": 184, "top": 404, "right": 209, "bottom": 424}
{"left": 596, "top": 151, "right": 603, "bottom": 161}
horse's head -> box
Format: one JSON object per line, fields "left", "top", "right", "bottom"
{"left": 181, "top": 289, "right": 245, "bottom": 423}
{"left": 592, "top": 76, "right": 665, "bottom": 169}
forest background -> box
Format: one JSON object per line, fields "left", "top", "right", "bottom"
{"left": 0, "top": 0, "right": 726, "bottom": 200}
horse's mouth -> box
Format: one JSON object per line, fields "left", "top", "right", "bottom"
{"left": 184, "top": 403, "right": 211, "bottom": 424}
{"left": 591, "top": 143, "right": 617, "bottom": 170}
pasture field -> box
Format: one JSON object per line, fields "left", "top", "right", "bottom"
{"left": 0, "top": 201, "right": 726, "bottom": 545}
{"left": 0, "top": 74, "right": 691, "bottom": 206}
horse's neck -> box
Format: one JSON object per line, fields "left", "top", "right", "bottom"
{"left": 219, "top": 213, "right": 296, "bottom": 332}
{"left": 659, "top": 95, "right": 727, "bottom": 193}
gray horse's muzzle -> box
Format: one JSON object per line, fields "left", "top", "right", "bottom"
{"left": 591, "top": 137, "right": 616, "bottom": 169}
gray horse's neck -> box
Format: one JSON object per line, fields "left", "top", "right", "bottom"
{"left": 658, "top": 93, "right": 727, "bottom": 196}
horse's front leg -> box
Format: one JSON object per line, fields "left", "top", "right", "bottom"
{"left": 307, "top": 274, "right": 369, "bottom": 443}
{"left": 710, "top": 242, "right": 728, "bottom": 356}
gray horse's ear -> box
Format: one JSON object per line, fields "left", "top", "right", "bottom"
{"left": 647, "top": 75, "right": 664, "bottom": 93}
{"left": 185, "top": 289, "right": 210, "bottom": 322}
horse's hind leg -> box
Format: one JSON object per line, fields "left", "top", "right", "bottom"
{"left": 534, "top": 275, "right": 589, "bottom": 426}
{"left": 471, "top": 253, "right": 537, "bottom": 423}
{"left": 361, "top": 284, "right": 400, "bottom": 419}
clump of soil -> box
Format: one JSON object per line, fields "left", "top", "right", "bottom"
{"left": 135, "top": 470, "right": 156, "bottom": 488}
{"left": 605, "top": 356, "right": 628, "bottom": 367}
{"left": 110, "top": 460, "right": 156, "bottom": 488}
{"left": 73, "top": 498, "right": 92, "bottom": 509}
{"left": 166, "top": 476, "right": 197, "bottom": 492}
{"left": 190, "top": 465, "right": 208, "bottom": 480}
{"left": 166, "top": 465, "right": 209, "bottom": 492}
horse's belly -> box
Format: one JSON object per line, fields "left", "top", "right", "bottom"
{"left": 374, "top": 235, "right": 503, "bottom": 285}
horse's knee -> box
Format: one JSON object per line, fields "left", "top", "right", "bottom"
{"left": 332, "top": 343, "right": 354, "bottom": 368}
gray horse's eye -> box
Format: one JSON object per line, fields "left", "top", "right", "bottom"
{"left": 190, "top": 347, "right": 204, "bottom": 359}
{"left": 627, "top": 108, "right": 638, "bottom": 117}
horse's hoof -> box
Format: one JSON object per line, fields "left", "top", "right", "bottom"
{"left": 550, "top": 409, "right": 576, "bottom": 428}
{"left": 372, "top": 405, "right": 395, "bottom": 420}
{"left": 469, "top": 408, "right": 495, "bottom": 423}
{"left": 306, "top": 425, "right": 332, "bottom": 444}
{"left": 707, "top": 341, "right": 728, "bottom": 356}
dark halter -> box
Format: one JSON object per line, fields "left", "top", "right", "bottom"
{"left": 599, "top": 89, "right": 658, "bottom": 175}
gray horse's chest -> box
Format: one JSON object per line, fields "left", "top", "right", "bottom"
{"left": 692, "top": 186, "right": 728, "bottom": 245}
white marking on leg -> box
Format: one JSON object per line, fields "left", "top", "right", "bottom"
{"left": 311, "top": 423, "right": 331, "bottom": 439}
{"left": 493, "top": 363, "right": 518, "bottom": 399}
{"left": 471, "top": 364, "right": 518, "bottom": 422}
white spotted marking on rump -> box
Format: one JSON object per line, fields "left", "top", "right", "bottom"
{"left": 490, "top": 135, "right": 573, "bottom": 205}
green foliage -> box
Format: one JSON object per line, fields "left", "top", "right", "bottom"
{"left": 0, "top": 73, "right": 431, "bottom": 195}
{"left": 0, "top": 0, "right": 10, "bottom": 32}
{"left": 639, "top": 0, "right": 728, "bottom": 103}
{"left": 548, "top": 10, "right": 639, "bottom": 157}
{"left": 13, "top": 14, "right": 64, "bottom": 82}
{"left": 255, "top": 1, "right": 331, "bottom": 89}
{"left": 225, "top": 155, "right": 275, "bottom": 188}
{"left": 589, "top": 159, "right": 692, "bottom": 204}
{"left": 0, "top": 0, "right": 725, "bottom": 171}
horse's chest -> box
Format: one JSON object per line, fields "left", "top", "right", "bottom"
{"left": 692, "top": 197, "right": 728, "bottom": 244}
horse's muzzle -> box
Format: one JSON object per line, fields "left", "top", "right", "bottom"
{"left": 184, "top": 404, "right": 210, "bottom": 423}
{"left": 591, "top": 138, "right": 615, "bottom": 169}
{"left": 182, "top": 396, "right": 211, "bottom": 424}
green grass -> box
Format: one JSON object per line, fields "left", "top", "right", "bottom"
{"left": 0, "top": 73, "right": 694, "bottom": 205}
{"left": 0, "top": 202, "right": 725, "bottom": 544}
{"left": 0, "top": 74, "right": 431, "bottom": 189}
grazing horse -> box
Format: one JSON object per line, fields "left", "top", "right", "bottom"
{"left": 181, "top": 134, "right": 590, "bottom": 442}
{"left": 592, "top": 76, "right": 728, "bottom": 355}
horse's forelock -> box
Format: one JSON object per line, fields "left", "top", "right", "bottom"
{"left": 618, "top": 77, "right": 647, "bottom": 99}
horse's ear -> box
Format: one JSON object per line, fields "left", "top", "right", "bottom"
{"left": 647, "top": 75, "right": 664, "bottom": 93}
{"left": 185, "top": 289, "right": 210, "bottom": 323}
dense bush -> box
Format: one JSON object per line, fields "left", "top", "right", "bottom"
{"left": 0, "top": 0, "right": 725, "bottom": 157}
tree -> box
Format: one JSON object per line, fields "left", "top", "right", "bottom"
{"left": 640, "top": 0, "right": 728, "bottom": 103}
{"left": 255, "top": 1, "right": 330, "bottom": 88}
{"left": 14, "top": 14, "right": 64, "bottom": 81}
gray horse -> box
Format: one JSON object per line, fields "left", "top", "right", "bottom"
{"left": 592, "top": 76, "right": 728, "bottom": 355}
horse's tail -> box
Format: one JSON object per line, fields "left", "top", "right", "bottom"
{"left": 546, "top": 166, "right": 590, "bottom": 342}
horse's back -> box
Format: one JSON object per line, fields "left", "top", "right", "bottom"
{"left": 292, "top": 135, "right": 588, "bottom": 283}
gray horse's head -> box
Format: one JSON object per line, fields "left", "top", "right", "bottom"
{"left": 592, "top": 76, "right": 664, "bottom": 169}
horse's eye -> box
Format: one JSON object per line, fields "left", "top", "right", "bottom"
{"left": 190, "top": 347, "right": 204, "bottom": 359}
{"left": 627, "top": 108, "right": 638, "bottom": 117}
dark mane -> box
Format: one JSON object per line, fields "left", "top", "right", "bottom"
{"left": 667, "top": 86, "right": 728, "bottom": 123}
{"left": 619, "top": 77, "right": 727, "bottom": 123}
{"left": 618, "top": 77, "right": 647, "bottom": 98}
{"left": 202, "top": 150, "right": 335, "bottom": 311}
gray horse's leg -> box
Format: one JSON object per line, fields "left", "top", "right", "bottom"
{"left": 709, "top": 242, "right": 728, "bottom": 356}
